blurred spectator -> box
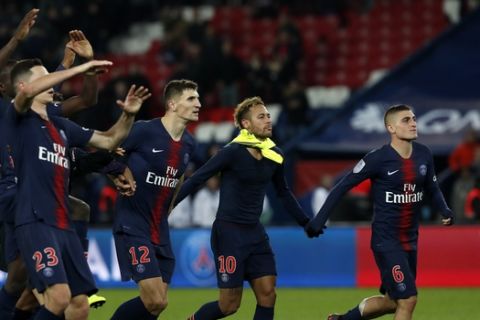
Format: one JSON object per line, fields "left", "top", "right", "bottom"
{"left": 260, "top": 195, "right": 274, "bottom": 225}
{"left": 464, "top": 176, "right": 480, "bottom": 222}
{"left": 450, "top": 167, "right": 475, "bottom": 222}
{"left": 275, "top": 79, "right": 311, "bottom": 144}
{"left": 448, "top": 129, "right": 480, "bottom": 173}
{"left": 192, "top": 175, "right": 220, "bottom": 227}
{"left": 169, "top": 196, "right": 193, "bottom": 228}
{"left": 245, "top": 53, "right": 271, "bottom": 99}
{"left": 216, "top": 39, "right": 245, "bottom": 107}
{"left": 311, "top": 174, "right": 333, "bottom": 214}
{"left": 169, "top": 162, "right": 196, "bottom": 228}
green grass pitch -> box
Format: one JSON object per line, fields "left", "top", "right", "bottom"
{"left": 90, "top": 287, "right": 480, "bottom": 319}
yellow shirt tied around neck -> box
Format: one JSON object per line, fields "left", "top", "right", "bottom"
{"left": 231, "top": 129, "right": 284, "bottom": 164}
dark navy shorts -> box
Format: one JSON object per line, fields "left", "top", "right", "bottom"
{"left": 15, "top": 222, "right": 97, "bottom": 297}
{"left": 211, "top": 219, "right": 276, "bottom": 288}
{"left": 114, "top": 232, "right": 175, "bottom": 284}
{"left": 373, "top": 250, "right": 417, "bottom": 300}
{"left": 3, "top": 221, "right": 20, "bottom": 266}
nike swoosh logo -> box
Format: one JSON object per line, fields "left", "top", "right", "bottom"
{"left": 387, "top": 170, "right": 399, "bottom": 176}
{"left": 152, "top": 148, "right": 164, "bottom": 153}
{"left": 41, "top": 126, "right": 47, "bottom": 129}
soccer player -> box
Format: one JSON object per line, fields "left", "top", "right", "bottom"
{"left": 0, "top": 8, "right": 39, "bottom": 319}
{"left": 174, "top": 96, "right": 310, "bottom": 320}
{"left": 5, "top": 58, "right": 150, "bottom": 320}
{"left": 1, "top": 26, "right": 112, "bottom": 315}
{"left": 305, "top": 104, "right": 454, "bottom": 320}
{"left": 110, "top": 79, "right": 200, "bottom": 320}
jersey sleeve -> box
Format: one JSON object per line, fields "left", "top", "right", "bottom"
{"left": 309, "top": 149, "right": 380, "bottom": 230}
{"left": 175, "top": 144, "right": 233, "bottom": 205}
{"left": 120, "top": 122, "right": 142, "bottom": 153}
{"left": 424, "top": 147, "right": 453, "bottom": 219}
{"left": 71, "top": 148, "right": 123, "bottom": 178}
{"left": 271, "top": 157, "right": 310, "bottom": 226}
{"left": 46, "top": 102, "right": 64, "bottom": 117}
{"left": 57, "top": 117, "right": 94, "bottom": 148}
{"left": 52, "top": 64, "right": 66, "bottom": 93}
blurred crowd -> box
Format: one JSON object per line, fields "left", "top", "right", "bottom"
{"left": 2, "top": 0, "right": 478, "bottom": 226}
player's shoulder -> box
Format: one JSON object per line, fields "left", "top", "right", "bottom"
{"left": 133, "top": 119, "right": 152, "bottom": 128}
{"left": 412, "top": 141, "right": 432, "bottom": 154}
{"left": 223, "top": 142, "right": 242, "bottom": 152}
{"left": 364, "top": 144, "right": 389, "bottom": 160}
{"left": 46, "top": 102, "right": 63, "bottom": 117}
{"left": 182, "top": 130, "right": 196, "bottom": 144}
{"left": 272, "top": 145, "right": 284, "bottom": 156}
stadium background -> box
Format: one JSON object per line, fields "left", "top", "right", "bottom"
{"left": 1, "top": 0, "right": 480, "bottom": 306}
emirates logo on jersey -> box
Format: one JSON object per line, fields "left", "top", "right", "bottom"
{"left": 38, "top": 143, "right": 69, "bottom": 169}
{"left": 145, "top": 166, "right": 180, "bottom": 188}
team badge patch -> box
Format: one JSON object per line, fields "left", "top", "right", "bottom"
{"left": 353, "top": 160, "right": 365, "bottom": 173}
{"left": 397, "top": 282, "right": 406, "bottom": 292}
{"left": 419, "top": 164, "right": 427, "bottom": 176}
{"left": 136, "top": 264, "right": 145, "bottom": 273}
{"left": 184, "top": 153, "right": 190, "bottom": 165}
{"left": 221, "top": 273, "right": 229, "bottom": 283}
{"left": 43, "top": 267, "right": 54, "bottom": 278}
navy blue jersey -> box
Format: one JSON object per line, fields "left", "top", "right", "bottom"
{"left": 314, "top": 142, "right": 452, "bottom": 252}
{"left": 114, "top": 119, "right": 196, "bottom": 245}
{"left": 176, "top": 143, "right": 309, "bottom": 226}
{"left": 5, "top": 103, "right": 93, "bottom": 229}
{"left": 0, "top": 99, "right": 17, "bottom": 222}
{"left": 46, "top": 102, "right": 63, "bottom": 117}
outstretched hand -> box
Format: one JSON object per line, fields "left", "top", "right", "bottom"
{"left": 304, "top": 219, "right": 326, "bottom": 238}
{"left": 111, "top": 167, "right": 136, "bottom": 196}
{"left": 14, "top": 8, "right": 39, "bottom": 41}
{"left": 117, "top": 85, "right": 151, "bottom": 116}
{"left": 66, "top": 30, "right": 94, "bottom": 60}
{"left": 80, "top": 59, "right": 113, "bottom": 76}
{"left": 442, "top": 217, "right": 454, "bottom": 226}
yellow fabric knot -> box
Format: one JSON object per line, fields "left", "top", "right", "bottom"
{"left": 231, "top": 129, "right": 283, "bottom": 164}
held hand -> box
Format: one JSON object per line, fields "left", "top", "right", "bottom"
{"left": 66, "top": 30, "right": 94, "bottom": 60}
{"left": 442, "top": 217, "right": 454, "bottom": 226}
{"left": 114, "top": 147, "right": 126, "bottom": 157}
{"left": 304, "top": 219, "right": 326, "bottom": 238}
{"left": 117, "top": 85, "right": 151, "bottom": 116}
{"left": 79, "top": 59, "right": 113, "bottom": 76}
{"left": 112, "top": 167, "right": 136, "bottom": 196}
{"left": 14, "top": 8, "right": 39, "bottom": 41}
{"left": 62, "top": 42, "right": 76, "bottom": 69}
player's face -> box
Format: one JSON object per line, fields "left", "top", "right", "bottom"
{"left": 244, "top": 104, "right": 272, "bottom": 139}
{"left": 173, "top": 89, "right": 201, "bottom": 122}
{"left": 389, "top": 110, "right": 417, "bottom": 141}
{"left": 29, "top": 66, "right": 54, "bottom": 104}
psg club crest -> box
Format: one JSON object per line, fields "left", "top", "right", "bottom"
{"left": 136, "top": 264, "right": 145, "bottom": 273}
{"left": 43, "top": 267, "right": 54, "bottom": 278}
{"left": 179, "top": 230, "right": 216, "bottom": 287}
{"left": 419, "top": 165, "right": 427, "bottom": 176}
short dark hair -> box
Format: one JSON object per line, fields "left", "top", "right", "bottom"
{"left": 233, "top": 96, "right": 265, "bottom": 129}
{"left": 163, "top": 79, "right": 198, "bottom": 105}
{"left": 384, "top": 104, "right": 412, "bottom": 128}
{"left": 10, "top": 58, "right": 43, "bottom": 91}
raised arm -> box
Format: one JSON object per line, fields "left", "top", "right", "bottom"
{"left": 174, "top": 146, "right": 232, "bottom": 206}
{"left": 61, "top": 30, "right": 100, "bottom": 116}
{"left": 87, "top": 85, "right": 151, "bottom": 151}
{"left": 13, "top": 59, "right": 112, "bottom": 114}
{"left": 0, "top": 8, "right": 38, "bottom": 68}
